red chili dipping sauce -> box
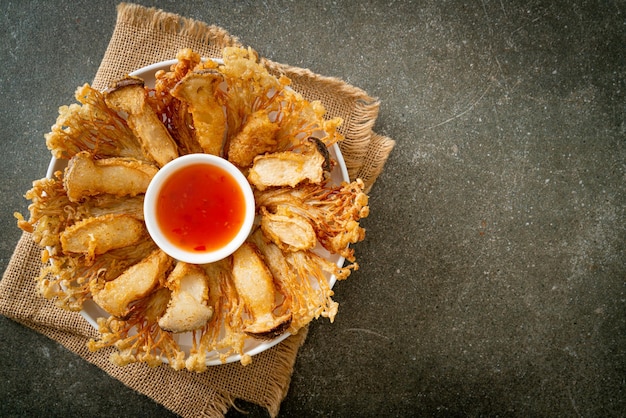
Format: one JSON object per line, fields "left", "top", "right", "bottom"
{"left": 156, "top": 163, "right": 247, "bottom": 252}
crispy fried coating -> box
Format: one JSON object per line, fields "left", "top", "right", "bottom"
{"left": 231, "top": 242, "right": 292, "bottom": 339}
{"left": 150, "top": 49, "right": 206, "bottom": 156}
{"left": 248, "top": 143, "right": 325, "bottom": 190}
{"left": 158, "top": 263, "right": 214, "bottom": 333}
{"left": 255, "top": 179, "right": 369, "bottom": 261}
{"left": 105, "top": 77, "right": 179, "bottom": 167}
{"left": 227, "top": 109, "right": 279, "bottom": 167}
{"left": 45, "top": 84, "right": 145, "bottom": 161}
{"left": 171, "top": 70, "right": 226, "bottom": 155}
{"left": 249, "top": 229, "right": 347, "bottom": 332}
{"left": 260, "top": 206, "right": 316, "bottom": 251}
{"left": 91, "top": 249, "right": 173, "bottom": 318}
{"left": 88, "top": 287, "right": 184, "bottom": 369}
{"left": 60, "top": 213, "right": 145, "bottom": 258}
{"left": 64, "top": 151, "right": 158, "bottom": 202}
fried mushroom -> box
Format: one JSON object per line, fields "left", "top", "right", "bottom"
{"left": 105, "top": 76, "right": 179, "bottom": 167}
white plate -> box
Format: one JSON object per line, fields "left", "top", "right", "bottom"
{"left": 47, "top": 59, "right": 350, "bottom": 366}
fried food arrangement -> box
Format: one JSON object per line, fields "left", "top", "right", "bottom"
{"left": 16, "top": 47, "right": 368, "bottom": 371}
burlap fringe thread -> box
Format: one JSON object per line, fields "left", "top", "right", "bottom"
{"left": 117, "top": 2, "right": 240, "bottom": 48}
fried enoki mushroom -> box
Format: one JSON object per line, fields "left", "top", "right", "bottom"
{"left": 60, "top": 213, "right": 146, "bottom": 263}
{"left": 88, "top": 287, "right": 185, "bottom": 369}
{"left": 45, "top": 84, "right": 146, "bottom": 161}
{"left": 248, "top": 141, "right": 327, "bottom": 190}
{"left": 149, "top": 48, "right": 205, "bottom": 156}
{"left": 170, "top": 69, "right": 226, "bottom": 156}
{"left": 256, "top": 179, "right": 369, "bottom": 262}
{"left": 226, "top": 109, "right": 280, "bottom": 167}
{"left": 91, "top": 249, "right": 174, "bottom": 318}
{"left": 37, "top": 238, "right": 158, "bottom": 312}
{"left": 231, "top": 242, "right": 292, "bottom": 339}
{"left": 249, "top": 229, "right": 352, "bottom": 332}
{"left": 185, "top": 258, "right": 248, "bottom": 370}
{"left": 17, "top": 46, "right": 370, "bottom": 371}
{"left": 260, "top": 206, "right": 317, "bottom": 252}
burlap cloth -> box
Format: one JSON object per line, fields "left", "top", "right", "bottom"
{"left": 0, "top": 3, "right": 394, "bottom": 417}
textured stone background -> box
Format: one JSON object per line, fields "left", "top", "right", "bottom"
{"left": 1, "top": 1, "right": 624, "bottom": 416}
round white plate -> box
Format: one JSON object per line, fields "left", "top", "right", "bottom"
{"left": 47, "top": 59, "right": 349, "bottom": 365}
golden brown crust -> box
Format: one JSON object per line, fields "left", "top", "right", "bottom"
{"left": 64, "top": 151, "right": 158, "bottom": 202}
{"left": 105, "top": 80, "right": 179, "bottom": 166}
{"left": 60, "top": 213, "right": 145, "bottom": 257}
{"left": 170, "top": 70, "right": 226, "bottom": 156}
{"left": 91, "top": 249, "right": 173, "bottom": 318}
{"left": 227, "top": 110, "right": 279, "bottom": 167}
{"left": 248, "top": 143, "right": 325, "bottom": 190}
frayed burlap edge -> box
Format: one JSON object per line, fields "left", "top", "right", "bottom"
{"left": 116, "top": 2, "right": 240, "bottom": 47}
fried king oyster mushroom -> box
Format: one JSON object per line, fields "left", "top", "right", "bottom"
{"left": 104, "top": 76, "right": 179, "bottom": 167}
{"left": 170, "top": 69, "right": 226, "bottom": 156}
{"left": 231, "top": 242, "right": 292, "bottom": 339}
{"left": 16, "top": 46, "right": 370, "bottom": 371}
{"left": 64, "top": 151, "right": 158, "bottom": 202}
{"left": 158, "top": 262, "right": 214, "bottom": 333}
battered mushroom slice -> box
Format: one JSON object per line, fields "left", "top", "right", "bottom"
{"left": 171, "top": 70, "right": 226, "bottom": 156}
{"left": 104, "top": 76, "right": 179, "bottom": 167}
{"left": 260, "top": 206, "right": 316, "bottom": 251}
{"left": 158, "top": 262, "right": 214, "bottom": 333}
{"left": 64, "top": 151, "right": 158, "bottom": 202}
{"left": 60, "top": 214, "right": 145, "bottom": 258}
{"left": 91, "top": 249, "right": 173, "bottom": 318}
{"left": 308, "top": 137, "right": 332, "bottom": 173}
{"left": 231, "top": 242, "right": 292, "bottom": 339}
{"left": 248, "top": 142, "right": 326, "bottom": 191}
{"left": 227, "top": 109, "right": 279, "bottom": 167}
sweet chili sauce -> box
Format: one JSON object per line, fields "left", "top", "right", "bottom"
{"left": 155, "top": 163, "right": 246, "bottom": 252}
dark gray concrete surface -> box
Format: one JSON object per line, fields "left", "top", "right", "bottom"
{"left": 1, "top": 1, "right": 624, "bottom": 416}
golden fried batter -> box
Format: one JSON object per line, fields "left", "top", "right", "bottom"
{"left": 260, "top": 206, "right": 316, "bottom": 251}
{"left": 158, "top": 263, "right": 213, "bottom": 333}
{"left": 171, "top": 70, "right": 226, "bottom": 156}
{"left": 91, "top": 249, "right": 173, "bottom": 318}
{"left": 227, "top": 109, "right": 279, "bottom": 167}
{"left": 105, "top": 77, "right": 179, "bottom": 167}
{"left": 248, "top": 143, "right": 325, "bottom": 190}
{"left": 60, "top": 214, "right": 145, "bottom": 257}
{"left": 64, "top": 151, "right": 158, "bottom": 202}
{"left": 231, "top": 242, "right": 292, "bottom": 339}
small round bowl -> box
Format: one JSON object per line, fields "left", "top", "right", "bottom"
{"left": 144, "top": 154, "right": 255, "bottom": 264}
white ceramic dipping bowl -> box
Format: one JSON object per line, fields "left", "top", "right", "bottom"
{"left": 144, "top": 154, "right": 255, "bottom": 264}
